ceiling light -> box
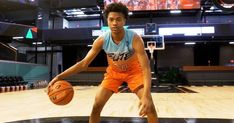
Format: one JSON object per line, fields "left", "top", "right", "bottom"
{"left": 13, "top": 37, "right": 24, "bottom": 39}
{"left": 185, "top": 42, "right": 196, "bottom": 45}
{"left": 229, "top": 42, "right": 234, "bottom": 44}
{"left": 33, "top": 42, "right": 43, "bottom": 45}
{"left": 170, "top": 10, "right": 181, "bottom": 14}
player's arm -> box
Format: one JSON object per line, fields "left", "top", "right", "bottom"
{"left": 133, "top": 34, "right": 152, "bottom": 95}
{"left": 133, "top": 34, "right": 152, "bottom": 116}
{"left": 49, "top": 36, "right": 104, "bottom": 85}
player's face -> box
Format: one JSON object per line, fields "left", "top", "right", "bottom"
{"left": 107, "top": 12, "right": 126, "bottom": 33}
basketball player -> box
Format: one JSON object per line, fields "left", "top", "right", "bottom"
{"left": 48, "top": 2, "right": 158, "bottom": 123}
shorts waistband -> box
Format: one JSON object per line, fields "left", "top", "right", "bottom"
{"left": 107, "top": 62, "right": 142, "bottom": 73}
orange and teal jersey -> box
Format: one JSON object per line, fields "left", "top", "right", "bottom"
{"left": 102, "top": 28, "right": 141, "bottom": 72}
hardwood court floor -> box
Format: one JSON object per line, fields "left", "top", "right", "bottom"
{"left": 0, "top": 86, "right": 234, "bottom": 122}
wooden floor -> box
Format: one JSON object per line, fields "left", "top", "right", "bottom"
{"left": 0, "top": 86, "right": 234, "bottom": 122}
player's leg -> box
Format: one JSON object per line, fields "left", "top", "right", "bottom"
{"left": 89, "top": 87, "right": 113, "bottom": 123}
{"left": 126, "top": 66, "right": 158, "bottom": 123}
{"left": 135, "top": 87, "right": 158, "bottom": 123}
{"left": 89, "top": 67, "right": 123, "bottom": 123}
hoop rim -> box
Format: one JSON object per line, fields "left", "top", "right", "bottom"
{"left": 147, "top": 41, "right": 156, "bottom": 53}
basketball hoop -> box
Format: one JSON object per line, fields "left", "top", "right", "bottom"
{"left": 147, "top": 41, "right": 156, "bottom": 59}
{"left": 148, "top": 45, "right": 155, "bottom": 53}
{"left": 143, "top": 35, "right": 165, "bottom": 59}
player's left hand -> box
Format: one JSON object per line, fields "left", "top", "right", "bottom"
{"left": 138, "top": 95, "right": 150, "bottom": 117}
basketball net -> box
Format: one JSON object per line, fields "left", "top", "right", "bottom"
{"left": 147, "top": 41, "right": 156, "bottom": 60}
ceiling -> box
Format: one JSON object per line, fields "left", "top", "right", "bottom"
{"left": 0, "top": 0, "right": 233, "bottom": 25}
{"left": 0, "top": 0, "right": 99, "bottom": 25}
{"left": 0, "top": 0, "right": 38, "bottom": 25}
{"left": 0, "top": 0, "right": 37, "bottom": 12}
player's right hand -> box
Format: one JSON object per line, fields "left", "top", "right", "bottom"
{"left": 46, "top": 76, "right": 59, "bottom": 93}
{"left": 48, "top": 77, "right": 59, "bottom": 87}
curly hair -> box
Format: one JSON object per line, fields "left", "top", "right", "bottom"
{"left": 103, "top": 2, "right": 129, "bottom": 20}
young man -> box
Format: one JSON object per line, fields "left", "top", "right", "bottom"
{"left": 48, "top": 2, "right": 158, "bottom": 123}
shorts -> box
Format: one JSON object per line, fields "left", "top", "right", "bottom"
{"left": 100, "top": 64, "right": 144, "bottom": 93}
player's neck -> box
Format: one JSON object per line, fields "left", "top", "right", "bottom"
{"left": 111, "top": 29, "right": 125, "bottom": 44}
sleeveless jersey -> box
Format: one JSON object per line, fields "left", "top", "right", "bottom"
{"left": 102, "top": 29, "right": 141, "bottom": 72}
{"left": 103, "top": 28, "right": 135, "bottom": 61}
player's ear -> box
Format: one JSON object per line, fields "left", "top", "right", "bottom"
{"left": 123, "top": 18, "right": 126, "bottom": 25}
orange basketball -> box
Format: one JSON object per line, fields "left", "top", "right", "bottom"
{"left": 47, "top": 80, "right": 74, "bottom": 105}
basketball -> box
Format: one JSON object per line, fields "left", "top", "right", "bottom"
{"left": 47, "top": 80, "right": 74, "bottom": 105}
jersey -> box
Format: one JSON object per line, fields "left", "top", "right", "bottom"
{"left": 101, "top": 28, "right": 144, "bottom": 92}
{"left": 102, "top": 28, "right": 140, "bottom": 72}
